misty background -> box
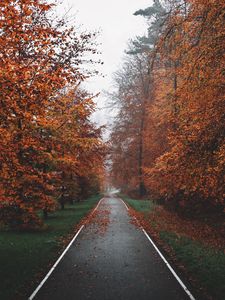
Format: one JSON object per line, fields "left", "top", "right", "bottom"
{"left": 61, "top": 0, "right": 152, "bottom": 136}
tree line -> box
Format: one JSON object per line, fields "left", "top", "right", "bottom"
{"left": 110, "top": 0, "right": 224, "bottom": 214}
{"left": 0, "top": 0, "right": 106, "bottom": 229}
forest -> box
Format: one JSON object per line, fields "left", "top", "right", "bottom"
{"left": 0, "top": 1, "right": 224, "bottom": 300}
{"left": 0, "top": 0, "right": 106, "bottom": 230}
{"left": 110, "top": 0, "right": 224, "bottom": 216}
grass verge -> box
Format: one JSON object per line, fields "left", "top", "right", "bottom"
{"left": 118, "top": 194, "right": 155, "bottom": 213}
{"left": 0, "top": 194, "right": 102, "bottom": 300}
{"left": 121, "top": 195, "right": 225, "bottom": 300}
{"left": 160, "top": 231, "right": 225, "bottom": 300}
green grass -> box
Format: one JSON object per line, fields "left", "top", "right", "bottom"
{"left": 0, "top": 194, "right": 102, "bottom": 300}
{"left": 121, "top": 195, "right": 225, "bottom": 300}
{"left": 160, "top": 231, "right": 225, "bottom": 300}
{"left": 119, "top": 194, "right": 155, "bottom": 213}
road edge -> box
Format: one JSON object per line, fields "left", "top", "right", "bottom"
{"left": 119, "top": 197, "right": 196, "bottom": 300}
{"left": 28, "top": 197, "right": 105, "bottom": 300}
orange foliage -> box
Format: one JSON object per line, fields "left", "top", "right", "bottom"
{"left": 111, "top": 0, "right": 224, "bottom": 214}
{"left": 0, "top": 0, "right": 105, "bottom": 228}
{"left": 144, "top": 0, "right": 225, "bottom": 213}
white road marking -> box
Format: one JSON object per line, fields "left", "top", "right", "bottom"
{"left": 142, "top": 229, "right": 196, "bottom": 300}
{"left": 120, "top": 197, "right": 196, "bottom": 300}
{"left": 92, "top": 197, "right": 105, "bottom": 213}
{"left": 119, "top": 198, "right": 129, "bottom": 210}
{"left": 29, "top": 197, "right": 195, "bottom": 300}
{"left": 28, "top": 197, "right": 104, "bottom": 300}
{"left": 28, "top": 225, "right": 84, "bottom": 300}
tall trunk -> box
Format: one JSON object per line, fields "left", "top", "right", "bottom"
{"left": 60, "top": 201, "right": 65, "bottom": 210}
{"left": 137, "top": 60, "right": 152, "bottom": 197}
{"left": 172, "top": 61, "right": 179, "bottom": 130}
{"left": 138, "top": 104, "right": 146, "bottom": 197}
{"left": 43, "top": 209, "right": 48, "bottom": 219}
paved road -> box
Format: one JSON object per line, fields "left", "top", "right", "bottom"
{"left": 34, "top": 197, "right": 191, "bottom": 300}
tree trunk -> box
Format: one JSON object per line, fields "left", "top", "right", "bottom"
{"left": 138, "top": 104, "right": 146, "bottom": 197}
{"left": 43, "top": 209, "right": 48, "bottom": 219}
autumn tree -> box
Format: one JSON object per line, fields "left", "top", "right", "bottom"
{"left": 110, "top": 0, "right": 224, "bottom": 214}
{"left": 110, "top": 0, "right": 168, "bottom": 197}
{"left": 49, "top": 87, "right": 106, "bottom": 209}
{"left": 145, "top": 0, "right": 225, "bottom": 213}
{"left": 0, "top": 0, "right": 104, "bottom": 228}
{"left": 110, "top": 52, "right": 151, "bottom": 196}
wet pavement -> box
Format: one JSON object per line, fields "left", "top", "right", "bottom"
{"left": 34, "top": 197, "right": 191, "bottom": 300}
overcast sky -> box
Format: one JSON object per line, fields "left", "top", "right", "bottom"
{"left": 61, "top": 0, "right": 152, "bottom": 131}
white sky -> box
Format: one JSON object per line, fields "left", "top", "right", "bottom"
{"left": 61, "top": 0, "right": 152, "bottom": 131}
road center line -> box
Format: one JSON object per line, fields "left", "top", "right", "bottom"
{"left": 28, "top": 197, "right": 104, "bottom": 300}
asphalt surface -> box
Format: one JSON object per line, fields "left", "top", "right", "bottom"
{"left": 34, "top": 197, "right": 191, "bottom": 300}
